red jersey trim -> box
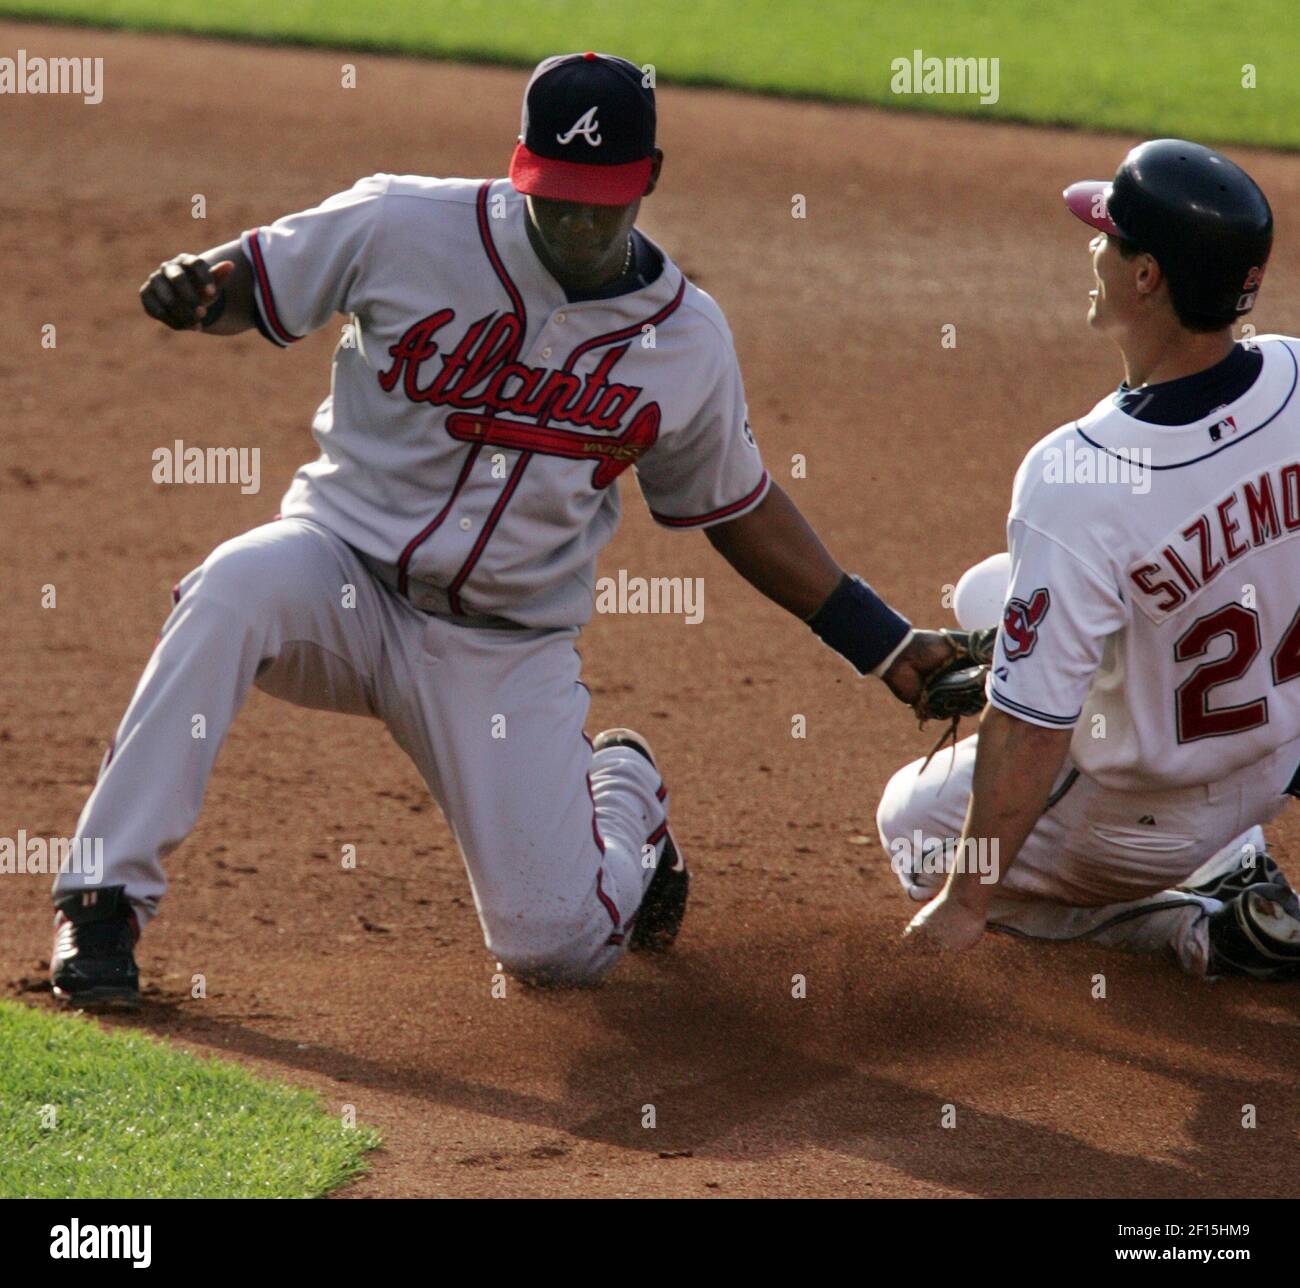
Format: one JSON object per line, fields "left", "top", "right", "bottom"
{"left": 446, "top": 452, "right": 531, "bottom": 614}
{"left": 439, "top": 186, "right": 533, "bottom": 614}
{"left": 244, "top": 229, "right": 299, "bottom": 346}
{"left": 563, "top": 276, "right": 686, "bottom": 371}
{"left": 396, "top": 444, "right": 481, "bottom": 596}
{"left": 595, "top": 867, "right": 620, "bottom": 928}
{"left": 476, "top": 182, "right": 526, "bottom": 332}
{"left": 650, "top": 469, "right": 771, "bottom": 529}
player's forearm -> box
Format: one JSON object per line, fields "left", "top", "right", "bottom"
{"left": 705, "top": 482, "right": 841, "bottom": 617}
{"left": 705, "top": 483, "right": 958, "bottom": 702}
{"left": 947, "top": 705, "right": 1073, "bottom": 914}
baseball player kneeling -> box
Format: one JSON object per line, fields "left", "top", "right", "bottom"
{"left": 879, "top": 140, "right": 1300, "bottom": 981}
{"left": 49, "top": 53, "right": 960, "bottom": 1007}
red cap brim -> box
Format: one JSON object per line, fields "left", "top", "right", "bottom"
{"left": 510, "top": 143, "right": 652, "bottom": 206}
{"left": 1063, "top": 180, "right": 1120, "bottom": 235}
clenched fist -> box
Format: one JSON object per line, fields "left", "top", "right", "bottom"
{"left": 140, "top": 254, "right": 235, "bottom": 331}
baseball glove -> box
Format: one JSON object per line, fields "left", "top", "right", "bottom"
{"left": 914, "top": 627, "right": 997, "bottom": 767}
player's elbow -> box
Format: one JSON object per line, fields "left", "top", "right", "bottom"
{"left": 980, "top": 703, "right": 1074, "bottom": 748}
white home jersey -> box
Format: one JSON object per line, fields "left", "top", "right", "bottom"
{"left": 988, "top": 335, "right": 1300, "bottom": 790}
{"left": 239, "top": 174, "right": 769, "bottom": 627}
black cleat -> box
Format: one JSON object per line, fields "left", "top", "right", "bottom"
{"left": 592, "top": 728, "right": 689, "bottom": 954}
{"left": 1206, "top": 883, "right": 1300, "bottom": 981}
{"left": 1182, "top": 843, "right": 1288, "bottom": 902}
{"left": 50, "top": 886, "right": 141, "bottom": 1009}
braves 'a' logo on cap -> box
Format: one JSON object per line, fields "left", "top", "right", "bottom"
{"left": 1001, "top": 588, "right": 1051, "bottom": 660}
{"left": 556, "top": 106, "right": 602, "bottom": 147}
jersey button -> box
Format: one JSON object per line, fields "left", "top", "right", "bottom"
{"left": 458, "top": 517, "right": 472, "bottom": 531}
{"left": 555, "top": 312, "right": 567, "bottom": 324}
{"left": 542, "top": 346, "right": 553, "bottom": 359}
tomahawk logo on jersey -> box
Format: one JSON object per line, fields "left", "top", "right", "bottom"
{"left": 987, "top": 335, "right": 1300, "bottom": 790}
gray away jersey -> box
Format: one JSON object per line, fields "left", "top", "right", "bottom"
{"left": 240, "top": 174, "right": 769, "bottom": 627}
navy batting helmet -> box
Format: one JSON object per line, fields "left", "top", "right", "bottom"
{"left": 1064, "top": 139, "right": 1273, "bottom": 329}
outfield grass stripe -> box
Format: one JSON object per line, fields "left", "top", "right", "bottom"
{"left": 0, "top": 0, "right": 1296, "bottom": 150}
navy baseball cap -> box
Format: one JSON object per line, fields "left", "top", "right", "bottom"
{"left": 509, "top": 52, "right": 656, "bottom": 206}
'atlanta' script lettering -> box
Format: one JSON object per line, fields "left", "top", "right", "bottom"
{"left": 377, "top": 309, "right": 661, "bottom": 487}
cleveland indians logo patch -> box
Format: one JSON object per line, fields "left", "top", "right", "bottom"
{"left": 1001, "top": 588, "right": 1051, "bottom": 660}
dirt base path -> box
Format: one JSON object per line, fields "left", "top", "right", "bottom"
{"left": 3, "top": 21, "right": 1298, "bottom": 1197}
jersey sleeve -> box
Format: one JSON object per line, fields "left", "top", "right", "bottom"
{"left": 634, "top": 322, "right": 769, "bottom": 529}
{"left": 240, "top": 174, "right": 390, "bottom": 347}
{"left": 985, "top": 518, "right": 1128, "bottom": 729}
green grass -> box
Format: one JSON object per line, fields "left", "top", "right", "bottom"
{"left": 0, "top": 1001, "right": 380, "bottom": 1197}
{"left": 1, "top": 0, "right": 1298, "bottom": 148}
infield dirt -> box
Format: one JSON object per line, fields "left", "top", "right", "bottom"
{"left": 4, "top": 21, "right": 1299, "bottom": 1197}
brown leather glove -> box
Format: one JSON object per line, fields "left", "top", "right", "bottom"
{"left": 914, "top": 627, "right": 997, "bottom": 766}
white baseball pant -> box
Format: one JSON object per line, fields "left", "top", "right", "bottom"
{"left": 877, "top": 733, "right": 1299, "bottom": 975}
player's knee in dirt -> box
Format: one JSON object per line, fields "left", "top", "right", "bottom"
{"left": 490, "top": 925, "right": 618, "bottom": 989}
{"left": 877, "top": 760, "right": 955, "bottom": 891}
{"left": 876, "top": 761, "right": 925, "bottom": 853}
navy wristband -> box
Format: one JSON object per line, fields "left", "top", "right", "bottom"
{"left": 807, "top": 573, "right": 911, "bottom": 676}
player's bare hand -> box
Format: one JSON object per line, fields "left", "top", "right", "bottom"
{"left": 140, "top": 255, "right": 235, "bottom": 331}
{"left": 903, "top": 887, "right": 986, "bottom": 951}
{"left": 879, "top": 629, "right": 958, "bottom": 705}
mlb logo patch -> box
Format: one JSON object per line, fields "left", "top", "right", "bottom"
{"left": 1209, "top": 415, "right": 1237, "bottom": 443}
